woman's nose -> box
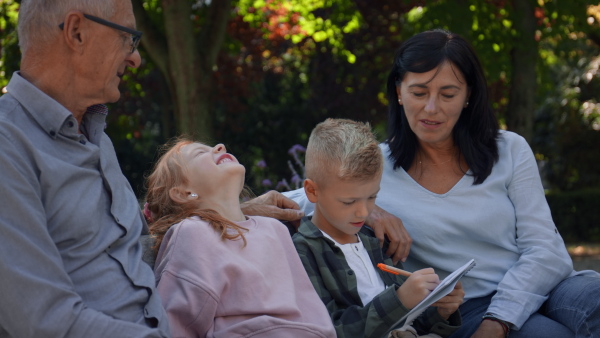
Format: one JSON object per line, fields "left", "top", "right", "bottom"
{"left": 424, "top": 96, "right": 438, "bottom": 114}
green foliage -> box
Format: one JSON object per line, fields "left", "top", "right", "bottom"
{"left": 546, "top": 189, "right": 600, "bottom": 242}
{"left": 2, "top": 0, "right": 600, "bottom": 197}
{"left": 0, "top": 0, "right": 20, "bottom": 89}
{"left": 534, "top": 3, "right": 600, "bottom": 191}
{"left": 237, "top": 0, "right": 361, "bottom": 63}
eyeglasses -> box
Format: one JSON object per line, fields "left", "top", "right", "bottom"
{"left": 59, "top": 14, "right": 143, "bottom": 54}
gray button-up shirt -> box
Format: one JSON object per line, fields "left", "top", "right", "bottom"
{"left": 0, "top": 72, "right": 169, "bottom": 337}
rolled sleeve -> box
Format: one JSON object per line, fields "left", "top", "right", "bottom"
{"left": 487, "top": 135, "right": 573, "bottom": 329}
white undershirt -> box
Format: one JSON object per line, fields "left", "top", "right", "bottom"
{"left": 321, "top": 231, "right": 386, "bottom": 306}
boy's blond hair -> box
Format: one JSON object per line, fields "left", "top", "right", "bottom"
{"left": 305, "top": 118, "right": 383, "bottom": 186}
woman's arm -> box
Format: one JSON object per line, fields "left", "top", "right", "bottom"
{"left": 485, "top": 135, "right": 573, "bottom": 329}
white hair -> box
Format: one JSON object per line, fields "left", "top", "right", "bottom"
{"left": 17, "top": 0, "right": 117, "bottom": 53}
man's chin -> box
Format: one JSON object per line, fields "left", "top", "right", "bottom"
{"left": 106, "top": 91, "right": 122, "bottom": 104}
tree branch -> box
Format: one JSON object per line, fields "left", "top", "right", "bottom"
{"left": 199, "top": 0, "right": 233, "bottom": 72}
{"left": 132, "top": 0, "right": 169, "bottom": 76}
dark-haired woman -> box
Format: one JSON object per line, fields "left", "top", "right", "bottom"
{"left": 377, "top": 29, "right": 600, "bottom": 338}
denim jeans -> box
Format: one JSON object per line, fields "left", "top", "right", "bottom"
{"left": 448, "top": 274, "right": 600, "bottom": 338}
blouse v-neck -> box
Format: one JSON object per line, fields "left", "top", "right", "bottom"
{"left": 399, "top": 166, "right": 472, "bottom": 197}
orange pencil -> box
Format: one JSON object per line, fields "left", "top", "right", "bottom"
{"left": 377, "top": 263, "right": 412, "bottom": 277}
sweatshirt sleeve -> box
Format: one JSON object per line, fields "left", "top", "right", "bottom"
{"left": 156, "top": 269, "right": 219, "bottom": 337}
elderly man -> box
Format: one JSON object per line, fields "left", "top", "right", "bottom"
{"left": 0, "top": 0, "right": 303, "bottom": 337}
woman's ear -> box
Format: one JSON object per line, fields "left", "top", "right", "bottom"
{"left": 169, "top": 187, "right": 193, "bottom": 204}
{"left": 304, "top": 179, "right": 319, "bottom": 203}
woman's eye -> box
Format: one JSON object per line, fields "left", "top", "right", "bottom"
{"left": 342, "top": 201, "right": 355, "bottom": 205}
{"left": 442, "top": 94, "right": 456, "bottom": 99}
{"left": 412, "top": 92, "right": 426, "bottom": 97}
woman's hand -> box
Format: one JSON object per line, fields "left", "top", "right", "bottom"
{"left": 366, "top": 205, "right": 412, "bottom": 263}
{"left": 241, "top": 190, "right": 305, "bottom": 222}
{"left": 471, "top": 319, "right": 507, "bottom": 338}
{"left": 431, "top": 282, "right": 464, "bottom": 320}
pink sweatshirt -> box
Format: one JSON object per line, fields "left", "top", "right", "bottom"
{"left": 154, "top": 215, "right": 336, "bottom": 338}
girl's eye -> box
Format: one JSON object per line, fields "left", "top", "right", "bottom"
{"left": 369, "top": 195, "right": 377, "bottom": 200}
{"left": 342, "top": 201, "right": 355, "bottom": 206}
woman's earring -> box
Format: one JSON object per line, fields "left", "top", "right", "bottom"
{"left": 190, "top": 193, "right": 198, "bottom": 199}
{"left": 398, "top": 98, "right": 402, "bottom": 104}
{"left": 464, "top": 101, "right": 469, "bottom": 108}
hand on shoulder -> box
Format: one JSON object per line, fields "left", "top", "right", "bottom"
{"left": 366, "top": 205, "right": 412, "bottom": 263}
{"left": 241, "top": 190, "right": 305, "bottom": 222}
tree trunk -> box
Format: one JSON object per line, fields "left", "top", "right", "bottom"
{"left": 132, "top": 0, "right": 232, "bottom": 140}
{"left": 506, "top": 0, "right": 537, "bottom": 142}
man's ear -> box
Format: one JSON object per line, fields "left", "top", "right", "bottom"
{"left": 304, "top": 179, "right": 319, "bottom": 203}
{"left": 169, "top": 186, "right": 191, "bottom": 204}
{"left": 61, "top": 11, "right": 86, "bottom": 53}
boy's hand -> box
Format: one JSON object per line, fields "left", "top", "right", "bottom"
{"left": 431, "top": 281, "right": 464, "bottom": 320}
{"left": 241, "top": 190, "right": 305, "bottom": 222}
{"left": 367, "top": 205, "right": 412, "bottom": 263}
{"left": 396, "top": 268, "right": 439, "bottom": 309}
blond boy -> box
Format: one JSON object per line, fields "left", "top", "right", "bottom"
{"left": 292, "top": 118, "right": 462, "bottom": 338}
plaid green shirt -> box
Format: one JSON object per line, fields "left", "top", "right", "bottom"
{"left": 292, "top": 217, "right": 461, "bottom": 338}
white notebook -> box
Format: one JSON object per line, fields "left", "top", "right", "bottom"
{"left": 383, "top": 259, "right": 477, "bottom": 337}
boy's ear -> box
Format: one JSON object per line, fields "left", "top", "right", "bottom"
{"left": 169, "top": 186, "right": 191, "bottom": 204}
{"left": 304, "top": 179, "right": 319, "bottom": 203}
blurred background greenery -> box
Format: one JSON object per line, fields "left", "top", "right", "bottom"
{"left": 1, "top": 0, "right": 599, "bottom": 240}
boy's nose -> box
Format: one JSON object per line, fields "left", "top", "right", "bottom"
{"left": 355, "top": 202, "right": 369, "bottom": 218}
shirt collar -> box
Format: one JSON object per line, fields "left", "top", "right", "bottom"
{"left": 297, "top": 216, "right": 325, "bottom": 239}
{"left": 6, "top": 72, "right": 108, "bottom": 139}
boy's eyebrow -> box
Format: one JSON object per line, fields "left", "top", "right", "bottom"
{"left": 340, "top": 189, "right": 380, "bottom": 200}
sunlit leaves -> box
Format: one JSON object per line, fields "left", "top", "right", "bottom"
{"left": 237, "top": 0, "right": 361, "bottom": 64}
{"left": 0, "top": 0, "right": 20, "bottom": 89}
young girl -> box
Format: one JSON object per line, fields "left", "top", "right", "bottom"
{"left": 145, "top": 139, "right": 336, "bottom": 338}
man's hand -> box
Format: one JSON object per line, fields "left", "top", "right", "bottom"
{"left": 471, "top": 320, "right": 507, "bottom": 338}
{"left": 241, "top": 190, "right": 305, "bottom": 222}
{"left": 366, "top": 205, "right": 412, "bottom": 263}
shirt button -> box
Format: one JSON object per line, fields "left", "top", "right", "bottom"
{"left": 49, "top": 130, "right": 56, "bottom": 137}
{"left": 79, "top": 140, "right": 86, "bottom": 145}
{"left": 348, "top": 270, "right": 354, "bottom": 275}
{"left": 67, "top": 121, "right": 74, "bottom": 128}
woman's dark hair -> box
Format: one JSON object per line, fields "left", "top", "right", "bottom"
{"left": 385, "top": 29, "right": 499, "bottom": 184}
